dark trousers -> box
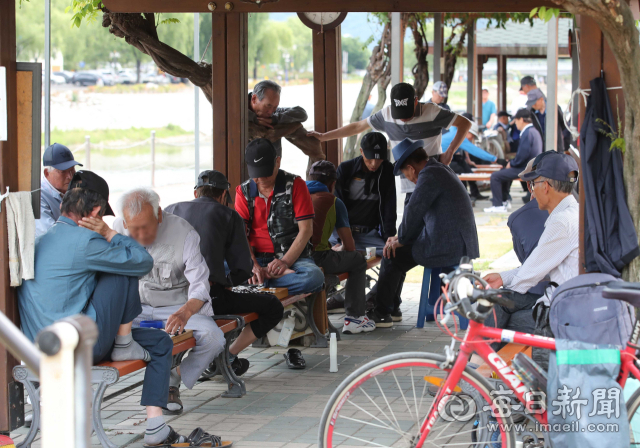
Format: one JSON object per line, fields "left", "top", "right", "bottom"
{"left": 314, "top": 250, "right": 367, "bottom": 317}
{"left": 210, "top": 284, "right": 284, "bottom": 338}
{"left": 483, "top": 290, "right": 541, "bottom": 350}
{"left": 450, "top": 158, "right": 480, "bottom": 197}
{"left": 376, "top": 245, "right": 418, "bottom": 315}
{"left": 90, "top": 273, "right": 172, "bottom": 408}
{"left": 490, "top": 167, "right": 522, "bottom": 206}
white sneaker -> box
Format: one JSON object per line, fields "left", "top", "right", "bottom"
{"left": 484, "top": 205, "right": 508, "bottom": 213}
{"left": 503, "top": 200, "right": 512, "bottom": 211}
{"left": 343, "top": 316, "right": 376, "bottom": 334}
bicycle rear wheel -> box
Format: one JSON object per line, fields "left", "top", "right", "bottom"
{"left": 318, "top": 351, "right": 516, "bottom": 448}
{"left": 626, "top": 380, "right": 640, "bottom": 445}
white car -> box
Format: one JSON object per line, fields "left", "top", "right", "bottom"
{"left": 43, "top": 72, "right": 66, "bottom": 85}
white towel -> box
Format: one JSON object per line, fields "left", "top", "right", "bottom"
{"left": 5, "top": 192, "right": 35, "bottom": 286}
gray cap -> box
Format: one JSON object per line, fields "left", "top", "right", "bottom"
{"left": 520, "top": 76, "right": 536, "bottom": 91}
{"left": 309, "top": 160, "right": 337, "bottom": 180}
{"left": 432, "top": 81, "right": 448, "bottom": 98}
{"left": 521, "top": 151, "right": 579, "bottom": 183}
{"left": 526, "top": 88, "right": 546, "bottom": 108}
{"left": 195, "top": 170, "right": 230, "bottom": 190}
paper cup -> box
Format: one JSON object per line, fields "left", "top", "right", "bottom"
{"left": 366, "top": 247, "right": 376, "bottom": 260}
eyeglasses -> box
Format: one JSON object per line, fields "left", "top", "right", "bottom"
{"left": 529, "top": 180, "right": 547, "bottom": 190}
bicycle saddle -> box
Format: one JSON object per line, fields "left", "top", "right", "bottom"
{"left": 602, "top": 282, "right": 640, "bottom": 308}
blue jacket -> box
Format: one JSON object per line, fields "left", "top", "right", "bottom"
{"left": 18, "top": 216, "right": 153, "bottom": 341}
{"left": 511, "top": 125, "right": 543, "bottom": 169}
{"left": 443, "top": 126, "right": 497, "bottom": 163}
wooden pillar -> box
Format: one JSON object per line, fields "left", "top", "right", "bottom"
{"left": 497, "top": 55, "right": 507, "bottom": 112}
{"left": 0, "top": 0, "right": 20, "bottom": 433}
{"left": 313, "top": 28, "right": 343, "bottom": 167}
{"left": 576, "top": 15, "right": 623, "bottom": 274}
{"left": 212, "top": 12, "right": 248, "bottom": 199}
{"left": 466, "top": 20, "right": 475, "bottom": 115}
{"left": 390, "top": 13, "right": 403, "bottom": 86}
{"left": 475, "top": 55, "right": 485, "bottom": 124}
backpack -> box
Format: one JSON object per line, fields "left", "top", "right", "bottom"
{"left": 549, "top": 273, "right": 634, "bottom": 347}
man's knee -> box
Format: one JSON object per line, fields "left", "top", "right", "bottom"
{"left": 299, "top": 265, "right": 325, "bottom": 293}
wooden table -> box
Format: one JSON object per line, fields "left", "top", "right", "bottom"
{"left": 472, "top": 166, "right": 501, "bottom": 173}
{"left": 458, "top": 173, "right": 492, "bottom": 182}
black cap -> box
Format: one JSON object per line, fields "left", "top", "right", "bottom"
{"left": 245, "top": 138, "right": 277, "bottom": 178}
{"left": 360, "top": 132, "right": 388, "bottom": 160}
{"left": 195, "top": 170, "right": 230, "bottom": 190}
{"left": 514, "top": 108, "right": 531, "bottom": 120}
{"left": 68, "top": 170, "right": 114, "bottom": 215}
{"left": 497, "top": 111, "right": 511, "bottom": 118}
{"left": 390, "top": 83, "right": 415, "bottom": 120}
{"left": 521, "top": 151, "right": 579, "bottom": 183}
{"left": 461, "top": 112, "right": 474, "bottom": 121}
{"left": 309, "top": 160, "right": 337, "bottom": 180}
{"left": 519, "top": 75, "right": 536, "bottom": 91}
{"left": 43, "top": 143, "right": 83, "bottom": 171}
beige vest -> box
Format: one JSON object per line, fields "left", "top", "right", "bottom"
{"left": 114, "top": 211, "right": 193, "bottom": 307}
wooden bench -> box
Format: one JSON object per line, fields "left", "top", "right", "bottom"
{"left": 476, "top": 343, "right": 533, "bottom": 378}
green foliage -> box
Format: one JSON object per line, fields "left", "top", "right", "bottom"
{"left": 529, "top": 6, "right": 562, "bottom": 22}
{"left": 342, "top": 36, "right": 370, "bottom": 72}
{"left": 160, "top": 18, "right": 181, "bottom": 25}
{"left": 595, "top": 96, "right": 626, "bottom": 153}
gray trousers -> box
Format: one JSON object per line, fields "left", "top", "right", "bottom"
{"left": 134, "top": 304, "right": 226, "bottom": 389}
{"left": 313, "top": 250, "right": 367, "bottom": 317}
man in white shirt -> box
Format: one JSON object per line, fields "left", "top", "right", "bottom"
{"left": 483, "top": 152, "right": 580, "bottom": 334}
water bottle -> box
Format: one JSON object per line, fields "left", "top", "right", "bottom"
{"left": 329, "top": 333, "right": 338, "bottom": 372}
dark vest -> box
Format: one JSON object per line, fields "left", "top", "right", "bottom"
{"left": 310, "top": 192, "right": 337, "bottom": 252}
{"left": 240, "top": 170, "right": 312, "bottom": 259}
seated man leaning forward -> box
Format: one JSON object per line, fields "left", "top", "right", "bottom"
{"left": 235, "top": 138, "right": 325, "bottom": 295}
{"left": 482, "top": 152, "right": 580, "bottom": 335}
{"left": 166, "top": 170, "right": 284, "bottom": 376}
{"left": 306, "top": 160, "right": 376, "bottom": 334}
{"left": 113, "top": 189, "right": 226, "bottom": 416}
{"left": 17, "top": 171, "right": 189, "bottom": 447}
{"left": 371, "top": 139, "right": 480, "bottom": 324}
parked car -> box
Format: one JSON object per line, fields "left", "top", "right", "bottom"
{"left": 53, "top": 71, "right": 73, "bottom": 83}
{"left": 44, "top": 72, "right": 67, "bottom": 85}
{"left": 100, "top": 70, "right": 120, "bottom": 85}
{"left": 118, "top": 70, "right": 137, "bottom": 84}
{"left": 141, "top": 72, "right": 169, "bottom": 84}
{"left": 71, "top": 71, "right": 106, "bottom": 86}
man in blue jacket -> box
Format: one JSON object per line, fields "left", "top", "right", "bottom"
{"left": 485, "top": 108, "right": 543, "bottom": 213}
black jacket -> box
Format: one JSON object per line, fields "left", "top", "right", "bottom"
{"left": 165, "top": 197, "right": 254, "bottom": 286}
{"left": 335, "top": 156, "right": 397, "bottom": 240}
{"left": 580, "top": 77, "right": 639, "bottom": 276}
{"left": 399, "top": 158, "right": 479, "bottom": 268}
{"left": 531, "top": 105, "right": 567, "bottom": 152}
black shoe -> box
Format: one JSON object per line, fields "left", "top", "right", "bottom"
{"left": 366, "top": 310, "right": 393, "bottom": 328}
{"left": 231, "top": 357, "right": 250, "bottom": 377}
{"left": 327, "top": 294, "right": 345, "bottom": 314}
{"left": 471, "top": 193, "right": 489, "bottom": 201}
{"left": 522, "top": 192, "right": 531, "bottom": 204}
{"left": 391, "top": 308, "right": 403, "bottom": 322}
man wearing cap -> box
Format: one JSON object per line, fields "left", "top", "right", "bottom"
{"left": 165, "top": 170, "right": 284, "bottom": 376}
{"left": 484, "top": 109, "right": 543, "bottom": 213}
{"left": 306, "top": 161, "right": 376, "bottom": 334}
{"left": 36, "top": 143, "right": 83, "bottom": 238}
{"left": 428, "top": 81, "right": 451, "bottom": 111}
{"left": 17, "top": 172, "right": 191, "bottom": 447}
{"left": 370, "top": 138, "right": 479, "bottom": 324}
{"left": 308, "top": 82, "right": 472, "bottom": 201}
{"left": 113, "top": 188, "right": 226, "bottom": 415}
{"left": 483, "top": 152, "right": 580, "bottom": 337}
{"left": 235, "top": 138, "right": 325, "bottom": 295}
{"left": 492, "top": 111, "right": 516, "bottom": 154}
{"left": 525, "top": 86, "right": 569, "bottom": 153}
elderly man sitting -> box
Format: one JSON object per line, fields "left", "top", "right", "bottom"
{"left": 482, "top": 152, "right": 580, "bottom": 337}
{"left": 113, "top": 189, "right": 226, "bottom": 415}
{"left": 18, "top": 171, "right": 190, "bottom": 447}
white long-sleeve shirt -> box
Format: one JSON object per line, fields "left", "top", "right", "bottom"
{"left": 500, "top": 195, "right": 579, "bottom": 295}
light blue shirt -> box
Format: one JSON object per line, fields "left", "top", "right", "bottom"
{"left": 35, "top": 176, "right": 63, "bottom": 238}
{"left": 482, "top": 100, "right": 497, "bottom": 126}
{"left": 18, "top": 216, "right": 153, "bottom": 341}
{"left": 442, "top": 126, "right": 497, "bottom": 163}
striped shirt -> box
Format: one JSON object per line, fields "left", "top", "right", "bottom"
{"left": 367, "top": 102, "right": 457, "bottom": 193}
{"left": 500, "top": 195, "right": 579, "bottom": 295}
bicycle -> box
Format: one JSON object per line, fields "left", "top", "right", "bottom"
{"left": 318, "top": 257, "right": 640, "bottom": 447}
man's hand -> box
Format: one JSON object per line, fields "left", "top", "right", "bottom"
{"left": 307, "top": 130, "right": 328, "bottom": 142}
{"left": 166, "top": 306, "right": 193, "bottom": 335}
{"left": 79, "top": 216, "right": 117, "bottom": 242}
{"left": 249, "top": 262, "right": 270, "bottom": 285}
{"left": 255, "top": 117, "right": 274, "bottom": 129}
{"left": 332, "top": 243, "right": 344, "bottom": 252}
{"left": 383, "top": 236, "right": 403, "bottom": 259}
{"left": 267, "top": 258, "right": 289, "bottom": 278}
{"left": 468, "top": 160, "right": 477, "bottom": 168}
{"left": 483, "top": 273, "right": 504, "bottom": 289}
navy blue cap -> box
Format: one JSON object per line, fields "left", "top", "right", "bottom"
{"left": 43, "top": 143, "right": 82, "bottom": 171}
{"left": 521, "top": 151, "right": 579, "bottom": 183}
{"left": 392, "top": 138, "right": 424, "bottom": 176}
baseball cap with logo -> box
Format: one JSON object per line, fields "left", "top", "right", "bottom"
{"left": 432, "top": 81, "right": 448, "bottom": 98}
{"left": 390, "top": 83, "right": 416, "bottom": 120}
{"left": 521, "top": 151, "right": 579, "bottom": 183}
{"left": 520, "top": 76, "right": 537, "bottom": 91}
{"left": 245, "top": 138, "right": 277, "bottom": 179}
{"left": 360, "top": 132, "right": 388, "bottom": 160}
{"left": 195, "top": 170, "right": 230, "bottom": 190}
{"left": 43, "top": 143, "right": 83, "bottom": 171}
{"left": 526, "top": 88, "right": 546, "bottom": 108}
{"left": 68, "top": 170, "right": 114, "bottom": 215}
{"left": 309, "top": 160, "right": 337, "bottom": 180}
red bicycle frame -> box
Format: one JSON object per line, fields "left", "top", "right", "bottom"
{"left": 415, "top": 319, "right": 640, "bottom": 448}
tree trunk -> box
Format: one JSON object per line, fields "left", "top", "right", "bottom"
{"left": 443, "top": 20, "right": 471, "bottom": 91}
{"left": 343, "top": 70, "right": 377, "bottom": 160}
{"left": 551, "top": 0, "right": 640, "bottom": 281}
{"left": 135, "top": 52, "right": 141, "bottom": 84}
{"left": 253, "top": 56, "right": 258, "bottom": 80}
{"left": 409, "top": 16, "right": 429, "bottom": 100}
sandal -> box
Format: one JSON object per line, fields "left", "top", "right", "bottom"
{"left": 144, "top": 426, "right": 186, "bottom": 447}
{"left": 163, "top": 386, "right": 183, "bottom": 415}
{"left": 171, "top": 427, "right": 233, "bottom": 447}
{"left": 284, "top": 348, "right": 306, "bottom": 370}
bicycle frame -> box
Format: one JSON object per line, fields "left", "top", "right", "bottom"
{"left": 416, "top": 318, "right": 640, "bottom": 448}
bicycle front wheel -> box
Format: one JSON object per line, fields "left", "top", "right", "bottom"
{"left": 318, "top": 351, "right": 516, "bottom": 448}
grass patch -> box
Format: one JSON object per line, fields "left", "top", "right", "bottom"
{"left": 89, "top": 83, "right": 190, "bottom": 95}
{"left": 46, "top": 124, "right": 191, "bottom": 147}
